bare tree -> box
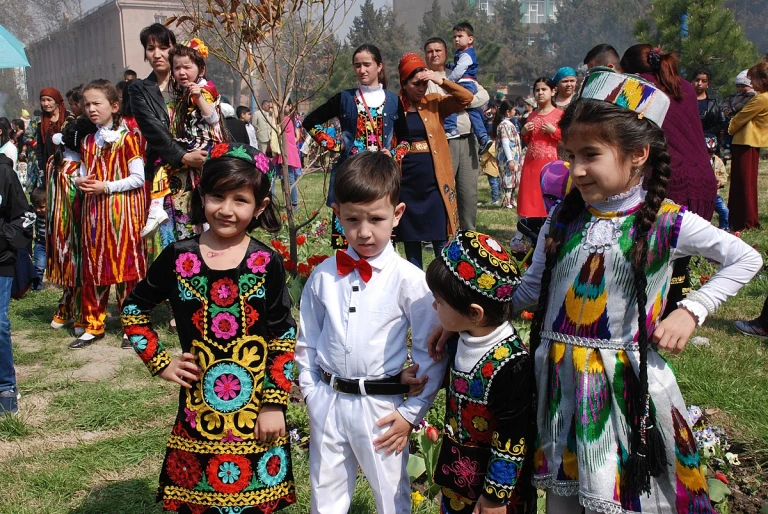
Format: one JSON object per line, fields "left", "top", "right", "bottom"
{"left": 166, "top": 0, "right": 352, "bottom": 271}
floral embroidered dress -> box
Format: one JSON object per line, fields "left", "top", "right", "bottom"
{"left": 434, "top": 322, "right": 536, "bottom": 514}
{"left": 496, "top": 118, "right": 522, "bottom": 208}
{"left": 519, "top": 108, "right": 563, "bottom": 218}
{"left": 121, "top": 237, "right": 297, "bottom": 513}
{"left": 524, "top": 189, "right": 713, "bottom": 513}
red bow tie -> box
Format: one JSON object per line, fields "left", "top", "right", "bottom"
{"left": 336, "top": 250, "right": 373, "bottom": 283}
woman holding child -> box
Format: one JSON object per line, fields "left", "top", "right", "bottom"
{"left": 396, "top": 53, "right": 472, "bottom": 269}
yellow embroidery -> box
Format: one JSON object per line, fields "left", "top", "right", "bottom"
{"left": 166, "top": 434, "right": 289, "bottom": 454}
{"left": 163, "top": 481, "right": 293, "bottom": 506}
{"left": 148, "top": 350, "right": 172, "bottom": 376}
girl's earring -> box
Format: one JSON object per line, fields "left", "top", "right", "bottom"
{"left": 633, "top": 168, "right": 642, "bottom": 176}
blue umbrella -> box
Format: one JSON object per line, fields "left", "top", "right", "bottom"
{"left": 0, "top": 24, "right": 29, "bottom": 69}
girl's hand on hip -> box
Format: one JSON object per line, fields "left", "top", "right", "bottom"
{"left": 255, "top": 405, "right": 286, "bottom": 442}
{"left": 652, "top": 308, "right": 697, "bottom": 354}
{"left": 473, "top": 496, "right": 507, "bottom": 514}
{"left": 159, "top": 353, "right": 200, "bottom": 388}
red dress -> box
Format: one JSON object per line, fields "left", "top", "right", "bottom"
{"left": 519, "top": 108, "right": 563, "bottom": 218}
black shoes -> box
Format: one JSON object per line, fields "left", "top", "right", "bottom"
{"left": 68, "top": 333, "right": 105, "bottom": 349}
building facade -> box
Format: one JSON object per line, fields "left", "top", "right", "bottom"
{"left": 25, "top": 0, "right": 183, "bottom": 99}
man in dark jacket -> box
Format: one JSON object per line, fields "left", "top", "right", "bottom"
{"left": 0, "top": 154, "right": 35, "bottom": 414}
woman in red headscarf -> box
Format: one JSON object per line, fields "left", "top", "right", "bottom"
{"left": 396, "top": 53, "right": 472, "bottom": 269}
{"left": 35, "top": 87, "right": 72, "bottom": 187}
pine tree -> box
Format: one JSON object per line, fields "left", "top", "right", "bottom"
{"left": 635, "top": 0, "right": 759, "bottom": 92}
{"left": 418, "top": 0, "right": 450, "bottom": 45}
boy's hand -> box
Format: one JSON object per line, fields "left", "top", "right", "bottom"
{"left": 373, "top": 410, "right": 412, "bottom": 455}
{"left": 652, "top": 308, "right": 697, "bottom": 354}
{"left": 427, "top": 325, "right": 454, "bottom": 361}
{"left": 159, "top": 352, "right": 200, "bottom": 388}
{"left": 473, "top": 496, "right": 507, "bottom": 514}
{"left": 401, "top": 363, "right": 427, "bottom": 396}
{"left": 255, "top": 405, "right": 286, "bottom": 442}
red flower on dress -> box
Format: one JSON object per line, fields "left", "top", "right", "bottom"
{"left": 481, "top": 361, "right": 495, "bottom": 378}
{"left": 206, "top": 454, "right": 253, "bottom": 494}
{"left": 211, "top": 277, "right": 238, "bottom": 307}
{"left": 461, "top": 402, "right": 494, "bottom": 444}
{"left": 210, "top": 143, "right": 229, "bottom": 159}
{"left": 247, "top": 250, "right": 271, "bottom": 273}
{"left": 211, "top": 312, "right": 238, "bottom": 339}
{"left": 457, "top": 261, "right": 476, "bottom": 280}
{"left": 267, "top": 455, "right": 281, "bottom": 476}
{"left": 214, "top": 374, "right": 241, "bottom": 401}
{"left": 165, "top": 449, "right": 203, "bottom": 489}
{"left": 191, "top": 307, "right": 205, "bottom": 336}
{"left": 244, "top": 304, "right": 260, "bottom": 328}
{"left": 124, "top": 325, "right": 158, "bottom": 363}
{"left": 270, "top": 352, "right": 295, "bottom": 391}
{"left": 175, "top": 252, "right": 201, "bottom": 278}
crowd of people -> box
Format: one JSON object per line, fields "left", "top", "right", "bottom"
{"left": 0, "top": 18, "right": 766, "bottom": 514}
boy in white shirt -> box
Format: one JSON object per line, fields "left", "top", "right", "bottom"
{"left": 295, "top": 151, "right": 447, "bottom": 514}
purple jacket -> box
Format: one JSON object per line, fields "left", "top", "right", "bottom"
{"left": 640, "top": 73, "right": 716, "bottom": 220}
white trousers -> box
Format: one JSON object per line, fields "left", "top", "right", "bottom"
{"left": 306, "top": 380, "right": 411, "bottom": 514}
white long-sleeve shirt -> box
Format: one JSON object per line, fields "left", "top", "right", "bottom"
{"left": 77, "top": 125, "right": 144, "bottom": 193}
{"left": 295, "top": 242, "right": 447, "bottom": 424}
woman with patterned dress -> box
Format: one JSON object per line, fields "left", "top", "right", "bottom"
{"left": 122, "top": 143, "right": 296, "bottom": 513}
{"left": 493, "top": 100, "right": 523, "bottom": 209}
{"left": 427, "top": 230, "right": 535, "bottom": 514}
{"left": 513, "top": 70, "right": 762, "bottom": 513}
{"left": 396, "top": 53, "right": 471, "bottom": 269}
{"left": 519, "top": 78, "right": 563, "bottom": 220}
{"left": 69, "top": 80, "right": 147, "bottom": 350}
{"left": 302, "top": 44, "right": 408, "bottom": 248}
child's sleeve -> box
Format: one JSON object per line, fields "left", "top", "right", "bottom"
{"left": 672, "top": 211, "right": 763, "bottom": 325}
{"left": 106, "top": 132, "right": 144, "bottom": 192}
{"left": 483, "top": 353, "right": 532, "bottom": 504}
{"left": 447, "top": 52, "right": 473, "bottom": 82}
{"left": 121, "top": 245, "right": 176, "bottom": 376}
{"left": 200, "top": 82, "right": 220, "bottom": 125}
{"left": 398, "top": 277, "right": 448, "bottom": 425}
{"left": 295, "top": 271, "right": 324, "bottom": 399}
{"left": 303, "top": 93, "right": 343, "bottom": 152}
{"left": 511, "top": 216, "right": 550, "bottom": 313}
{"left": 262, "top": 252, "right": 297, "bottom": 407}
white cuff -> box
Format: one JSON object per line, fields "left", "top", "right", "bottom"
{"left": 677, "top": 298, "right": 709, "bottom": 326}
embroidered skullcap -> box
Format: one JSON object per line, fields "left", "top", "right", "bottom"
{"left": 579, "top": 66, "right": 670, "bottom": 127}
{"left": 206, "top": 142, "right": 273, "bottom": 180}
{"left": 398, "top": 53, "right": 427, "bottom": 86}
{"left": 553, "top": 66, "right": 577, "bottom": 84}
{"left": 735, "top": 70, "right": 751, "bottom": 87}
{"left": 441, "top": 230, "right": 521, "bottom": 302}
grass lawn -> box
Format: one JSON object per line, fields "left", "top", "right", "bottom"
{"left": 1, "top": 160, "right": 767, "bottom": 513}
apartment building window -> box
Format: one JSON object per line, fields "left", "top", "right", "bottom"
{"left": 479, "top": 0, "right": 493, "bottom": 15}
{"left": 523, "top": 1, "right": 547, "bottom": 24}
{"left": 154, "top": 14, "right": 167, "bottom": 24}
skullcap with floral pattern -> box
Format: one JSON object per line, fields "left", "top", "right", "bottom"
{"left": 441, "top": 230, "right": 521, "bottom": 302}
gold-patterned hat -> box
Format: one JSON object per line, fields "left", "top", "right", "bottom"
{"left": 580, "top": 67, "right": 670, "bottom": 127}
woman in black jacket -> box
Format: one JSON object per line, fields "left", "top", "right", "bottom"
{"left": 692, "top": 68, "right": 726, "bottom": 147}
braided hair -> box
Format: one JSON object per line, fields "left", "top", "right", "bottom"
{"left": 531, "top": 98, "right": 672, "bottom": 496}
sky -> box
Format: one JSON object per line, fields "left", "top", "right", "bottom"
{"left": 78, "top": 0, "right": 390, "bottom": 41}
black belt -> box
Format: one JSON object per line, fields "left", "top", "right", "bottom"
{"left": 321, "top": 370, "right": 409, "bottom": 396}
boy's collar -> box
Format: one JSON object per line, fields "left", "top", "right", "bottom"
{"left": 345, "top": 242, "right": 395, "bottom": 271}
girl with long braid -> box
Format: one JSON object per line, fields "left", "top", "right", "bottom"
{"left": 512, "top": 69, "right": 761, "bottom": 513}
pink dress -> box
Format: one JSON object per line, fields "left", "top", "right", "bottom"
{"left": 519, "top": 108, "right": 563, "bottom": 218}
{"left": 275, "top": 116, "right": 302, "bottom": 168}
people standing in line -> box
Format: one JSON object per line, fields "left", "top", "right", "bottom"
{"left": 514, "top": 69, "right": 761, "bottom": 514}
{"left": 723, "top": 70, "right": 756, "bottom": 159}
{"left": 0, "top": 150, "right": 35, "bottom": 414}
{"left": 692, "top": 68, "right": 725, "bottom": 149}
{"left": 727, "top": 61, "right": 768, "bottom": 232}
{"left": 518, "top": 77, "right": 562, "bottom": 222}
{"left": 424, "top": 36, "right": 490, "bottom": 232}
{"left": 395, "top": 53, "right": 471, "bottom": 269}
{"left": 253, "top": 99, "right": 273, "bottom": 154}
{"left": 295, "top": 152, "right": 447, "bottom": 514}
{"left": 236, "top": 106, "right": 258, "bottom": 148}
{"left": 620, "top": 44, "right": 718, "bottom": 318}
{"left": 442, "top": 22, "right": 492, "bottom": 155}
{"left": 552, "top": 67, "right": 578, "bottom": 109}
{"left": 70, "top": 79, "right": 147, "bottom": 350}
{"left": 492, "top": 100, "right": 523, "bottom": 210}
{"left": 121, "top": 142, "right": 297, "bottom": 513}
{"left": 302, "top": 44, "right": 408, "bottom": 248}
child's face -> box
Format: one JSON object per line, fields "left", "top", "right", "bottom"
{"left": 453, "top": 30, "right": 473, "bottom": 51}
{"left": 353, "top": 51, "right": 382, "bottom": 87}
{"left": 83, "top": 89, "right": 118, "bottom": 127}
{"left": 432, "top": 294, "right": 475, "bottom": 333}
{"left": 332, "top": 197, "right": 405, "bottom": 259}
{"left": 34, "top": 202, "right": 45, "bottom": 215}
{"left": 173, "top": 55, "right": 202, "bottom": 88}
{"left": 203, "top": 186, "right": 262, "bottom": 240}
{"left": 564, "top": 131, "right": 648, "bottom": 204}
{"left": 533, "top": 82, "right": 553, "bottom": 106}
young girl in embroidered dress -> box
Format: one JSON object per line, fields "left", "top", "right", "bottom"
{"left": 426, "top": 230, "right": 535, "bottom": 514}
{"left": 301, "top": 44, "right": 409, "bottom": 248}
{"left": 512, "top": 68, "right": 762, "bottom": 514}
{"left": 142, "top": 38, "right": 226, "bottom": 238}
{"left": 69, "top": 79, "right": 146, "bottom": 350}
{"left": 122, "top": 142, "right": 297, "bottom": 513}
